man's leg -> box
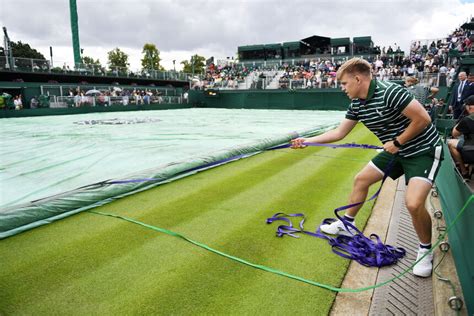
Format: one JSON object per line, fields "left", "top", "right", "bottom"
{"left": 346, "top": 163, "right": 385, "bottom": 217}
{"left": 405, "top": 178, "right": 433, "bottom": 244}
{"left": 406, "top": 177, "right": 434, "bottom": 277}
{"left": 320, "top": 163, "right": 384, "bottom": 235}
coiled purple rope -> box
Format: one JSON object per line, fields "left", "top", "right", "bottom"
{"left": 266, "top": 157, "right": 406, "bottom": 268}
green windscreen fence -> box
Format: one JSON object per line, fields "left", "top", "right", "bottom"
{"left": 435, "top": 143, "right": 474, "bottom": 314}
{"left": 330, "top": 38, "right": 351, "bottom": 46}
{"left": 0, "top": 108, "right": 344, "bottom": 238}
{"left": 238, "top": 45, "right": 265, "bottom": 52}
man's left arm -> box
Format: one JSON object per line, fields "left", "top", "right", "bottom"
{"left": 384, "top": 99, "right": 432, "bottom": 154}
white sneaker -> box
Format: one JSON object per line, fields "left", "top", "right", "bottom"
{"left": 413, "top": 248, "right": 433, "bottom": 277}
{"left": 320, "top": 219, "right": 357, "bottom": 237}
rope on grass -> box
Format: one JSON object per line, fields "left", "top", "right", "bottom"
{"left": 266, "top": 155, "right": 406, "bottom": 268}
{"left": 88, "top": 195, "right": 472, "bottom": 293}
{"left": 104, "top": 142, "right": 382, "bottom": 185}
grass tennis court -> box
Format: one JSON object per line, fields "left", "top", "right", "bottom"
{"left": 0, "top": 124, "right": 380, "bottom": 315}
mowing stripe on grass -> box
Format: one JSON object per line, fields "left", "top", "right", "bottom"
{"left": 89, "top": 195, "right": 473, "bottom": 293}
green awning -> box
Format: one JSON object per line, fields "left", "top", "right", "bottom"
{"left": 282, "top": 41, "right": 300, "bottom": 49}
{"left": 264, "top": 43, "right": 282, "bottom": 50}
{"left": 238, "top": 45, "right": 265, "bottom": 52}
{"left": 353, "top": 36, "right": 372, "bottom": 44}
{"left": 330, "top": 38, "right": 351, "bottom": 46}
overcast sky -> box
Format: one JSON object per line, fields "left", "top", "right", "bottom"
{"left": 0, "top": 0, "right": 473, "bottom": 71}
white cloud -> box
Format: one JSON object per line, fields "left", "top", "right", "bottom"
{"left": 0, "top": 0, "right": 472, "bottom": 72}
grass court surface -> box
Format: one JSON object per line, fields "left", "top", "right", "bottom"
{"left": 0, "top": 124, "right": 380, "bottom": 315}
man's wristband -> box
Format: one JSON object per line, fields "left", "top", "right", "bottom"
{"left": 393, "top": 139, "right": 402, "bottom": 148}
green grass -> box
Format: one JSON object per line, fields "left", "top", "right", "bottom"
{"left": 0, "top": 124, "right": 381, "bottom": 315}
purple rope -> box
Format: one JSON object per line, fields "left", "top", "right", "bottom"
{"left": 266, "top": 159, "right": 406, "bottom": 267}
{"left": 107, "top": 142, "right": 382, "bottom": 185}
{"left": 269, "top": 142, "right": 383, "bottom": 150}
{"left": 266, "top": 212, "right": 405, "bottom": 267}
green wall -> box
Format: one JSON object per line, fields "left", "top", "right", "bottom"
{"left": 189, "top": 89, "right": 351, "bottom": 110}
{"left": 435, "top": 143, "right": 474, "bottom": 315}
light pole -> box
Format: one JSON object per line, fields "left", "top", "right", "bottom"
{"left": 173, "top": 60, "right": 176, "bottom": 72}
{"left": 50, "top": 46, "right": 53, "bottom": 68}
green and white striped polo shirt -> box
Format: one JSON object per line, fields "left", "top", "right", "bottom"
{"left": 345, "top": 79, "right": 440, "bottom": 157}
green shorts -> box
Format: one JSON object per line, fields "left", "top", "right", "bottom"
{"left": 370, "top": 144, "right": 443, "bottom": 185}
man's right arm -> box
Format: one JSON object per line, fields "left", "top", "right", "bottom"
{"left": 291, "top": 119, "right": 357, "bottom": 148}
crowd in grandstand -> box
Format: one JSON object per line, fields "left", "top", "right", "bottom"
{"left": 66, "top": 87, "right": 167, "bottom": 107}
{"left": 197, "top": 19, "right": 473, "bottom": 91}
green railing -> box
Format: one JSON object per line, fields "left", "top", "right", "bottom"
{"left": 0, "top": 56, "right": 195, "bottom": 82}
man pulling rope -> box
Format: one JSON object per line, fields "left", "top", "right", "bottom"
{"left": 291, "top": 58, "right": 443, "bottom": 277}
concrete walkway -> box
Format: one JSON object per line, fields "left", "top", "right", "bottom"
{"left": 330, "top": 178, "right": 467, "bottom": 315}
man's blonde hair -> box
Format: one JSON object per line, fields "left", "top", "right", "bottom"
{"left": 336, "top": 58, "right": 372, "bottom": 80}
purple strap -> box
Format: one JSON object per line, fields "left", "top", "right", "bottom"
{"left": 269, "top": 142, "right": 383, "bottom": 150}
{"left": 107, "top": 142, "right": 382, "bottom": 185}
{"left": 267, "top": 212, "right": 405, "bottom": 267}
{"left": 266, "top": 158, "right": 406, "bottom": 267}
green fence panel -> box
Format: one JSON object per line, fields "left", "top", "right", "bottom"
{"left": 435, "top": 143, "right": 474, "bottom": 314}
{"left": 189, "top": 90, "right": 350, "bottom": 110}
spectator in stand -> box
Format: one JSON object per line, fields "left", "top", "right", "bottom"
{"left": 183, "top": 91, "right": 189, "bottom": 103}
{"left": 448, "top": 67, "right": 457, "bottom": 86}
{"left": 30, "top": 96, "right": 39, "bottom": 109}
{"left": 462, "top": 72, "right": 474, "bottom": 105}
{"left": 438, "top": 64, "right": 448, "bottom": 86}
{"left": 450, "top": 72, "right": 469, "bottom": 119}
{"left": 80, "top": 92, "right": 87, "bottom": 106}
{"left": 122, "top": 90, "right": 130, "bottom": 106}
{"left": 74, "top": 90, "right": 81, "bottom": 107}
{"left": 98, "top": 93, "right": 106, "bottom": 106}
{"left": 143, "top": 91, "right": 151, "bottom": 105}
{"left": 404, "top": 76, "right": 439, "bottom": 107}
{"left": 14, "top": 95, "right": 23, "bottom": 110}
{"left": 374, "top": 58, "right": 383, "bottom": 71}
{"left": 448, "top": 95, "right": 474, "bottom": 179}
{"left": 426, "top": 98, "right": 446, "bottom": 121}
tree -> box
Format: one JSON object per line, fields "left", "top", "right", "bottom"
{"left": 107, "top": 48, "right": 129, "bottom": 70}
{"left": 181, "top": 54, "right": 206, "bottom": 74}
{"left": 81, "top": 56, "right": 101, "bottom": 67}
{"left": 11, "top": 41, "right": 46, "bottom": 60}
{"left": 141, "top": 43, "right": 164, "bottom": 71}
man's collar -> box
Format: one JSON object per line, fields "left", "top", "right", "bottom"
{"left": 367, "top": 79, "right": 376, "bottom": 101}
{"left": 359, "top": 79, "right": 376, "bottom": 104}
